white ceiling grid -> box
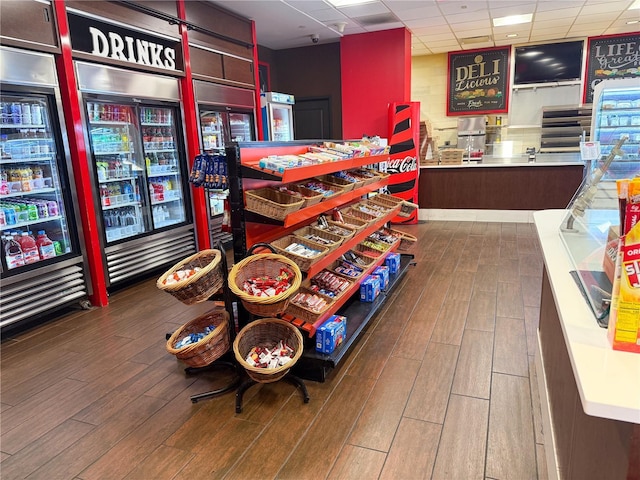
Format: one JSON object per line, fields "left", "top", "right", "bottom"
{"left": 210, "top": 0, "right": 640, "bottom": 54}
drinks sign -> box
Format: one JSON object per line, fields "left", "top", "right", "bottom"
{"left": 447, "top": 46, "right": 510, "bottom": 116}
{"left": 584, "top": 33, "right": 640, "bottom": 104}
{"left": 67, "top": 12, "right": 183, "bottom": 73}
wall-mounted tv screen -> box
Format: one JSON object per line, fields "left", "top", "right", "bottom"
{"left": 514, "top": 40, "right": 584, "bottom": 85}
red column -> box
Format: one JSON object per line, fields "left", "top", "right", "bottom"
{"left": 52, "top": 0, "right": 108, "bottom": 306}
{"left": 341, "top": 28, "right": 412, "bottom": 140}
{"left": 176, "top": 0, "right": 210, "bottom": 250}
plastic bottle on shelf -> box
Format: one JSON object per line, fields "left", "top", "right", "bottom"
{"left": 22, "top": 103, "right": 32, "bottom": 125}
{"left": 3, "top": 205, "right": 17, "bottom": 225}
{"left": 0, "top": 209, "right": 5, "bottom": 227}
{"left": 19, "top": 230, "right": 39, "bottom": 264}
{"left": 31, "top": 104, "right": 42, "bottom": 125}
{"left": 36, "top": 230, "right": 56, "bottom": 259}
{"left": 5, "top": 231, "right": 25, "bottom": 268}
{"left": 26, "top": 201, "right": 39, "bottom": 221}
{"left": 20, "top": 168, "right": 32, "bottom": 192}
{"left": 47, "top": 199, "right": 58, "bottom": 216}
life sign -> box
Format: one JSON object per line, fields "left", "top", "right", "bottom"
{"left": 584, "top": 33, "right": 640, "bottom": 104}
{"left": 447, "top": 46, "right": 510, "bottom": 116}
{"left": 68, "top": 12, "right": 183, "bottom": 73}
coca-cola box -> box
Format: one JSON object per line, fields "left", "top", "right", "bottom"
{"left": 386, "top": 102, "right": 420, "bottom": 225}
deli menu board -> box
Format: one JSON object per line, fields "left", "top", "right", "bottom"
{"left": 584, "top": 33, "right": 640, "bottom": 104}
{"left": 447, "top": 46, "right": 510, "bottom": 116}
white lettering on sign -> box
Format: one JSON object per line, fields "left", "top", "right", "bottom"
{"left": 386, "top": 156, "right": 417, "bottom": 174}
{"left": 88, "top": 26, "right": 176, "bottom": 70}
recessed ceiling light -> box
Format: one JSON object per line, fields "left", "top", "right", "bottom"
{"left": 506, "top": 33, "right": 518, "bottom": 38}
{"left": 629, "top": 0, "right": 640, "bottom": 9}
{"left": 493, "top": 13, "right": 533, "bottom": 27}
{"left": 326, "top": 0, "right": 376, "bottom": 7}
{"left": 627, "top": 20, "right": 639, "bottom": 24}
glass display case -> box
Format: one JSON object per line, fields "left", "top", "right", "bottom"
{"left": 560, "top": 79, "right": 640, "bottom": 325}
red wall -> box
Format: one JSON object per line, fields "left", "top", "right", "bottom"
{"left": 341, "top": 28, "right": 411, "bottom": 140}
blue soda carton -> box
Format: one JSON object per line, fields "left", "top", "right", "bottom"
{"left": 372, "top": 265, "right": 389, "bottom": 290}
{"left": 315, "top": 315, "right": 347, "bottom": 354}
{"left": 385, "top": 252, "right": 400, "bottom": 274}
{"left": 360, "top": 275, "right": 381, "bottom": 302}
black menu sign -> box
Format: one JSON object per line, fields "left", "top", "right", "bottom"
{"left": 67, "top": 12, "right": 183, "bottom": 73}
{"left": 447, "top": 46, "right": 510, "bottom": 116}
{"left": 584, "top": 33, "right": 640, "bottom": 104}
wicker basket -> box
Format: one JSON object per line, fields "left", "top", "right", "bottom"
{"left": 297, "top": 181, "right": 344, "bottom": 201}
{"left": 233, "top": 318, "right": 304, "bottom": 383}
{"left": 166, "top": 308, "right": 230, "bottom": 367}
{"left": 439, "top": 149, "right": 464, "bottom": 165}
{"left": 399, "top": 201, "right": 419, "bottom": 218}
{"left": 330, "top": 250, "right": 375, "bottom": 279}
{"left": 368, "top": 193, "right": 404, "bottom": 210}
{"left": 341, "top": 206, "right": 377, "bottom": 223}
{"left": 293, "top": 225, "right": 343, "bottom": 252}
{"left": 315, "top": 174, "right": 355, "bottom": 192}
{"left": 157, "top": 249, "right": 224, "bottom": 305}
{"left": 245, "top": 188, "right": 304, "bottom": 220}
{"left": 282, "top": 184, "right": 324, "bottom": 207}
{"left": 286, "top": 287, "right": 334, "bottom": 323}
{"left": 389, "top": 228, "right": 418, "bottom": 251}
{"left": 324, "top": 221, "right": 356, "bottom": 241}
{"left": 360, "top": 201, "right": 393, "bottom": 217}
{"left": 337, "top": 214, "right": 368, "bottom": 231}
{"left": 271, "top": 235, "right": 329, "bottom": 272}
{"left": 228, "top": 253, "right": 302, "bottom": 317}
{"left": 353, "top": 242, "right": 385, "bottom": 259}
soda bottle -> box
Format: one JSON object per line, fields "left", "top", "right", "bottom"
{"left": 4, "top": 205, "right": 17, "bottom": 225}
{"left": 5, "top": 231, "right": 25, "bottom": 268}
{"left": 19, "top": 230, "right": 39, "bottom": 264}
{"left": 11, "top": 103, "right": 22, "bottom": 124}
{"left": 22, "top": 103, "right": 32, "bottom": 125}
{"left": 36, "top": 230, "right": 56, "bottom": 259}
{"left": 26, "top": 202, "right": 39, "bottom": 221}
{"left": 31, "top": 104, "right": 43, "bottom": 125}
{"left": 47, "top": 200, "right": 59, "bottom": 216}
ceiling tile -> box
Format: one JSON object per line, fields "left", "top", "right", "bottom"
{"left": 384, "top": 1, "right": 438, "bottom": 13}
{"left": 364, "top": 21, "right": 405, "bottom": 31}
{"left": 534, "top": 7, "right": 582, "bottom": 21}
{"left": 532, "top": 17, "right": 577, "bottom": 29}
{"left": 535, "top": 1, "right": 586, "bottom": 12}
{"left": 574, "top": 13, "right": 618, "bottom": 25}
{"left": 454, "top": 28, "right": 495, "bottom": 39}
{"left": 417, "top": 32, "right": 458, "bottom": 42}
{"left": 404, "top": 16, "right": 449, "bottom": 28}
{"left": 604, "top": 24, "right": 640, "bottom": 34}
{"left": 460, "top": 41, "right": 495, "bottom": 49}
{"left": 337, "top": 1, "right": 390, "bottom": 17}
{"left": 446, "top": 10, "right": 491, "bottom": 24}
{"left": 448, "top": 19, "right": 492, "bottom": 30}
{"left": 285, "top": 0, "right": 332, "bottom": 12}
{"left": 410, "top": 24, "right": 455, "bottom": 36}
{"left": 437, "top": 1, "right": 489, "bottom": 16}
{"left": 581, "top": 1, "right": 632, "bottom": 15}
{"left": 489, "top": 3, "right": 536, "bottom": 19}
{"left": 423, "top": 39, "right": 464, "bottom": 48}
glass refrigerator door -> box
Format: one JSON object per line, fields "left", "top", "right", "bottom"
{"left": 0, "top": 93, "right": 74, "bottom": 270}
{"left": 87, "top": 101, "right": 148, "bottom": 243}
{"left": 199, "top": 110, "right": 226, "bottom": 153}
{"left": 591, "top": 81, "right": 640, "bottom": 181}
{"left": 229, "top": 112, "right": 255, "bottom": 142}
{"left": 269, "top": 104, "right": 293, "bottom": 141}
{"left": 140, "top": 106, "right": 187, "bottom": 229}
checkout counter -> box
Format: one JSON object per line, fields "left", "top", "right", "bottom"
{"left": 419, "top": 152, "right": 585, "bottom": 211}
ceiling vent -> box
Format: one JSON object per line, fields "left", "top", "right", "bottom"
{"left": 460, "top": 35, "right": 493, "bottom": 44}
{"left": 354, "top": 12, "right": 400, "bottom": 27}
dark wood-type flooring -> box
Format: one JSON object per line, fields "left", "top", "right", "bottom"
{"left": 1, "top": 221, "right": 548, "bottom": 480}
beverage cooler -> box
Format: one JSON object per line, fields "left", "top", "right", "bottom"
{"left": 0, "top": 46, "right": 90, "bottom": 332}
{"left": 261, "top": 91, "right": 295, "bottom": 141}
{"left": 76, "top": 62, "right": 196, "bottom": 287}
{"left": 194, "top": 81, "right": 257, "bottom": 247}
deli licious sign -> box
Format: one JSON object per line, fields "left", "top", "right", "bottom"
{"left": 447, "top": 46, "right": 510, "bottom": 116}
{"left": 584, "top": 33, "right": 640, "bottom": 104}
{"left": 67, "top": 12, "right": 183, "bottom": 73}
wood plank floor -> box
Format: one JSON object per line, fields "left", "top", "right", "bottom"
{"left": 1, "top": 221, "right": 548, "bottom": 480}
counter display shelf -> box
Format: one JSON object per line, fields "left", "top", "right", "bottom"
{"left": 534, "top": 209, "right": 639, "bottom": 480}
{"left": 225, "top": 141, "right": 414, "bottom": 382}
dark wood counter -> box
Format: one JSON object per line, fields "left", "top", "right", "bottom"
{"left": 419, "top": 163, "right": 584, "bottom": 210}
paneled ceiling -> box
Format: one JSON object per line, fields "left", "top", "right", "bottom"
{"left": 210, "top": 0, "right": 640, "bottom": 54}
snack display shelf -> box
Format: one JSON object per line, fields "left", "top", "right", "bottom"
{"left": 290, "top": 253, "right": 415, "bottom": 382}
{"left": 243, "top": 177, "right": 390, "bottom": 229}
{"left": 236, "top": 143, "right": 388, "bottom": 183}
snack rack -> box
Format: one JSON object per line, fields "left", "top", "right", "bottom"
{"left": 225, "top": 141, "right": 416, "bottom": 381}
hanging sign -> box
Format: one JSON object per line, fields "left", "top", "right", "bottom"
{"left": 447, "top": 46, "right": 510, "bottom": 116}
{"left": 67, "top": 12, "right": 183, "bottom": 73}
{"left": 583, "top": 33, "right": 640, "bottom": 104}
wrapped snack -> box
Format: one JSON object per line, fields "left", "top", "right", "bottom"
{"left": 163, "top": 267, "right": 202, "bottom": 285}
{"left": 245, "top": 340, "right": 295, "bottom": 369}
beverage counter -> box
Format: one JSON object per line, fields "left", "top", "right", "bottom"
{"left": 534, "top": 209, "right": 639, "bottom": 480}
{"left": 419, "top": 154, "right": 585, "bottom": 211}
